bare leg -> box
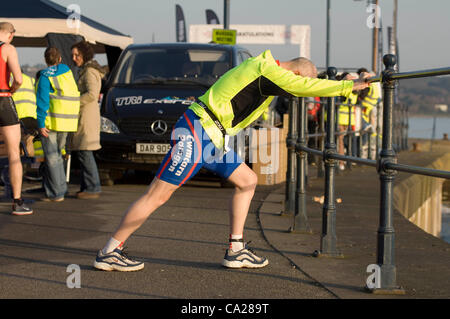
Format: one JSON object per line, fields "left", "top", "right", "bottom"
{"left": 0, "top": 124, "right": 23, "bottom": 199}
{"left": 112, "top": 177, "right": 179, "bottom": 243}
{"left": 226, "top": 163, "right": 258, "bottom": 236}
{"left": 222, "top": 163, "right": 268, "bottom": 268}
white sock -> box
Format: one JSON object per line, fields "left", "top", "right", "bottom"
{"left": 102, "top": 237, "right": 123, "bottom": 254}
{"left": 229, "top": 234, "right": 244, "bottom": 252}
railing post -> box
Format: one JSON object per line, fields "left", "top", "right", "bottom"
{"left": 393, "top": 104, "right": 400, "bottom": 151}
{"left": 358, "top": 106, "right": 363, "bottom": 158}
{"left": 335, "top": 100, "right": 344, "bottom": 175}
{"left": 404, "top": 104, "right": 409, "bottom": 150}
{"left": 346, "top": 103, "right": 353, "bottom": 170}
{"left": 402, "top": 103, "right": 409, "bottom": 151}
{"left": 370, "top": 54, "right": 404, "bottom": 294}
{"left": 376, "top": 101, "right": 382, "bottom": 159}
{"left": 336, "top": 101, "right": 342, "bottom": 173}
{"left": 290, "top": 97, "right": 312, "bottom": 233}
{"left": 317, "top": 99, "right": 325, "bottom": 178}
{"left": 314, "top": 67, "right": 343, "bottom": 258}
{"left": 283, "top": 97, "right": 298, "bottom": 216}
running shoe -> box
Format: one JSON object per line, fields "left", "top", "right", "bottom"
{"left": 12, "top": 200, "right": 33, "bottom": 216}
{"left": 94, "top": 248, "right": 144, "bottom": 272}
{"left": 222, "top": 242, "right": 269, "bottom": 269}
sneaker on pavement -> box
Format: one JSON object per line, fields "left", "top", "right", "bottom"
{"left": 222, "top": 242, "right": 269, "bottom": 269}
{"left": 94, "top": 248, "right": 144, "bottom": 272}
{"left": 12, "top": 200, "right": 33, "bottom": 216}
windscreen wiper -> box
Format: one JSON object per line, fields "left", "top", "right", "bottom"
{"left": 158, "top": 77, "right": 211, "bottom": 88}
{"left": 131, "top": 76, "right": 211, "bottom": 88}
{"left": 114, "top": 76, "right": 212, "bottom": 88}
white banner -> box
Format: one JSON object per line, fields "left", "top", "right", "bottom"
{"left": 190, "top": 24, "right": 286, "bottom": 44}
{"left": 290, "top": 25, "right": 311, "bottom": 59}
{"left": 236, "top": 25, "right": 286, "bottom": 44}
{"left": 189, "top": 24, "right": 310, "bottom": 58}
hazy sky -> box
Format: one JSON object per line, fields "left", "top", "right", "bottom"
{"left": 16, "top": 0, "right": 450, "bottom": 72}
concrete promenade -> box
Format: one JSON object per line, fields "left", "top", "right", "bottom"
{"left": 0, "top": 142, "right": 449, "bottom": 301}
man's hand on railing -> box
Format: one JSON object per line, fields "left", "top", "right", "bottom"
{"left": 351, "top": 78, "right": 370, "bottom": 92}
{"left": 344, "top": 73, "right": 358, "bottom": 81}
{"left": 350, "top": 71, "right": 372, "bottom": 92}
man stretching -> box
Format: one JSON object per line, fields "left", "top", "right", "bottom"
{"left": 94, "top": 50, "right": 369, "bottom": 271}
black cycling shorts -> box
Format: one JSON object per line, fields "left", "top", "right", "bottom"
{"left": 0, "top": 96, "right": 19, "bottom": 127}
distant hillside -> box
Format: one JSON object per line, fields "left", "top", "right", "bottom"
{"left": 398, "top": 76, "right": 450, "bottom": 116}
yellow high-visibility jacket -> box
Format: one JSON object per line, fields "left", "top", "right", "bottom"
{"left": 189, "top": 50, "right": 354, "bottom": 149}
{"left": 337, "top": 92, "right": 358, "bottom": 126}
{"left": 11, "top": 73, "right": 37, "bottom": 119}
{"left": 361, "top": 82, "right": 381, "bottom": 123}
{"left": 46, "top": 71, "right": 80, "bottom": 131}
{"left": 36, "top": 64, "right": 80, "bottom": 132}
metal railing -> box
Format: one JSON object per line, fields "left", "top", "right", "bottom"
{"left": 306, "top": 97, "right": 381, "bottom": 174}
{"left": 283, "top": 54, "right": 450, "bottom": 293}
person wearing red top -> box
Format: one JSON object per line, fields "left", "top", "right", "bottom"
{"left": 0, "top": 22, "right": 32, "bottom": 215}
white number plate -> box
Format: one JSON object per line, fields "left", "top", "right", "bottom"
{"left": 136, "top": 143, "right": 171, "bottom": 154}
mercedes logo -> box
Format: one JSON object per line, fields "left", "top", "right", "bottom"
{"left": 151, "top": 120, "right": 168, "bottom": 135}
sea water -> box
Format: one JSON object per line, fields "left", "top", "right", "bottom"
{"left": 408, "top": 116, "right": 450, "bottom": 139}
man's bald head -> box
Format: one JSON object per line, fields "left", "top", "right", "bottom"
{"left": 280, "top": 57, "right": 318, "bottom": 78}
{"left": 0, "top": 22, "right": 15, "bottom": 34}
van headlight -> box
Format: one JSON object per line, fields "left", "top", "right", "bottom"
{"left": 101, "top": 116, "right": 121, "bottom": 134}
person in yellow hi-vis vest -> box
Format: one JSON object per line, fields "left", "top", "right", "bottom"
{"left": 10, "top": 72, "right": 44, "bottom": 160}
{"left": 13, "top": 72, "right": 69, "bottom": 162}
{"left": 357, "top": 68, "right": 382, "bottom": 159}
{"left": 36, "top": 47, "right": 80, "bottom": 202}
{"left": 336, "top": 72, "right": 358, "bottom": 170}
{"left": 11, "top": 72, "right": 37, "bottom": 120}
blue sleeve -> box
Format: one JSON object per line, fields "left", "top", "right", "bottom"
{"left": 36, "top": 76, "right": 51, "bottom": 129}
{"left": 59, "top": 64, "right": 71, "bottom": 73}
